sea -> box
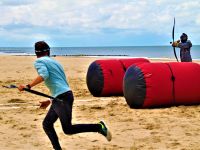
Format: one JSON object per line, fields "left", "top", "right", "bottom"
{"left": 0, "top": 46, "right": 199, "bottom": 60}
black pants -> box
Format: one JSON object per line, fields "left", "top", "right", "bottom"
{"left": 42, "top": 91, "right": 101, "bottom": 150}
{"left": 180, "top": 50, "right": 192, "bottom": 62}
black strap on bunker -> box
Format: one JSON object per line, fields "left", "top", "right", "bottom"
{"left": 166, "top": 64, "right": 176, "bottom": 105}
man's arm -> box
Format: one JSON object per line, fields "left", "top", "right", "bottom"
{"left": 187, "top": 40, "right": 192, "bottom": 47}
{"left": 18, "top": 75, "right": 44, "bottom": 91}
{"left": 172, "top": 40, "right": 180, "bottom": 47}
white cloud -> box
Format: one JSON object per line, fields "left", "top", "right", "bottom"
{"left": 0, "top": 0, "right": 35, "bottom": 6}
{"left": 0, "top": 0, "right": 200, "bottom": 45}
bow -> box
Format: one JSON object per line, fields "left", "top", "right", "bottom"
{"left": 172, "top": 17, "right": 179, "bottom": 62}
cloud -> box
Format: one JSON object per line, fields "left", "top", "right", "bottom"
{"left": 0, "top": 0, "right": 35, "bottom": 6}
{"left": 0, "top": 0, "right": 200, "bottom": 46}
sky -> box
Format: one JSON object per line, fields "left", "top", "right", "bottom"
{"left": 0, "top": 0, "right": 200, "bottom": 47}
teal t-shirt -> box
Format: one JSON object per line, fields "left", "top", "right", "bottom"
{"left": 34, "top": 56, "right": 71, "bottom": 97}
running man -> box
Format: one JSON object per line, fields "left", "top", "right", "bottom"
{"left": 18, "top": 41, "right": 112, "bottom": 150}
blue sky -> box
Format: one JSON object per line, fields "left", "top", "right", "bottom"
{"left": 0, "top": 0, "right": 200, "bottom": 47}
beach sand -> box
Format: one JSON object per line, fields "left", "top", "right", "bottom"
{"left": 0, "top": 55, "right": 200, "bottom": 150}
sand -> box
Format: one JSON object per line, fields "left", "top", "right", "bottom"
{"left": 0, "top": 55, "right": 200, "bottom": 150}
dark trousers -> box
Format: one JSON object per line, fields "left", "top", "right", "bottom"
{"left": 180, "top": 50, "right": 192, "bottom": 62}
{"left": 42, "top": 91, "right": 100, "bottom": 150}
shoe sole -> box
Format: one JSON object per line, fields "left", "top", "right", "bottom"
{"left": 106, "top": 129, "right": 112, "bottom": 141}
{"left": 101, "top": 121, "right": 112, "bottom": 142}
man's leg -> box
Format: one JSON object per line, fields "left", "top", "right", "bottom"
{"left": 54, "top": 91, "right": 112, "bottom": 141}
{"left": 43, "top": 105, "right": 62, "bottom": 150}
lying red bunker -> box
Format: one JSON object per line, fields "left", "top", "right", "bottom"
{"left": 86, "top": 58, "right": 150, "bottom": 97}
{"left": 123, "top": 62, "right": 200, "bottom": 108}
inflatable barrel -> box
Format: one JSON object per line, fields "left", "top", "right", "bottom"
{"left": 86, "top": 58, "right": 150, "bottom": 96}
{"left": 123, "top": 62, "right": 200, "bottom": 108}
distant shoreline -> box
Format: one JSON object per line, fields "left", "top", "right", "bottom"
{"left": 0, "top": 53, "right": 129, "bottom": 57}
{"left": 0, "top": 45, "right": 200, "bottom": 60}
{"left": 0, "top": 54, "right": 199, "bottom": 61}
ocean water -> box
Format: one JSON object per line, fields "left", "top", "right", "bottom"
{"left": 0, "top": 46, "right": 199, "bottom": 60}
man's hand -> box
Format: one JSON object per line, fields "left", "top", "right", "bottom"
{"left": 18, "top": 85, "right": 26, "bottom": 91}
{"left": 172, "top": 40, "right": 180, "bottom": 47}
{"left": 172, "top": 42, "right": 176, "bottom": 47}
{"left": 39, "top": 99, "right": 51, "bottom": 109}
{"left": 18, "top": 76, "right": 44, "bottom": 92}
{"left": 171, "top": 40, "right": 181, "bottom": 47}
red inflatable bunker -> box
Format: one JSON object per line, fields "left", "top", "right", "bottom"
{"left": 123, "top": 62, "right": 200, "bottom": 108}
{"left": 86, "top": 58, "right": 150, "bottom": 96}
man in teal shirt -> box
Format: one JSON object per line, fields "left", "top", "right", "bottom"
{"left": 18, "top": 41, "right": 112, "bottom": 150}
{"left": 34, "top": 56, "right": 70, "bottom": 97}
